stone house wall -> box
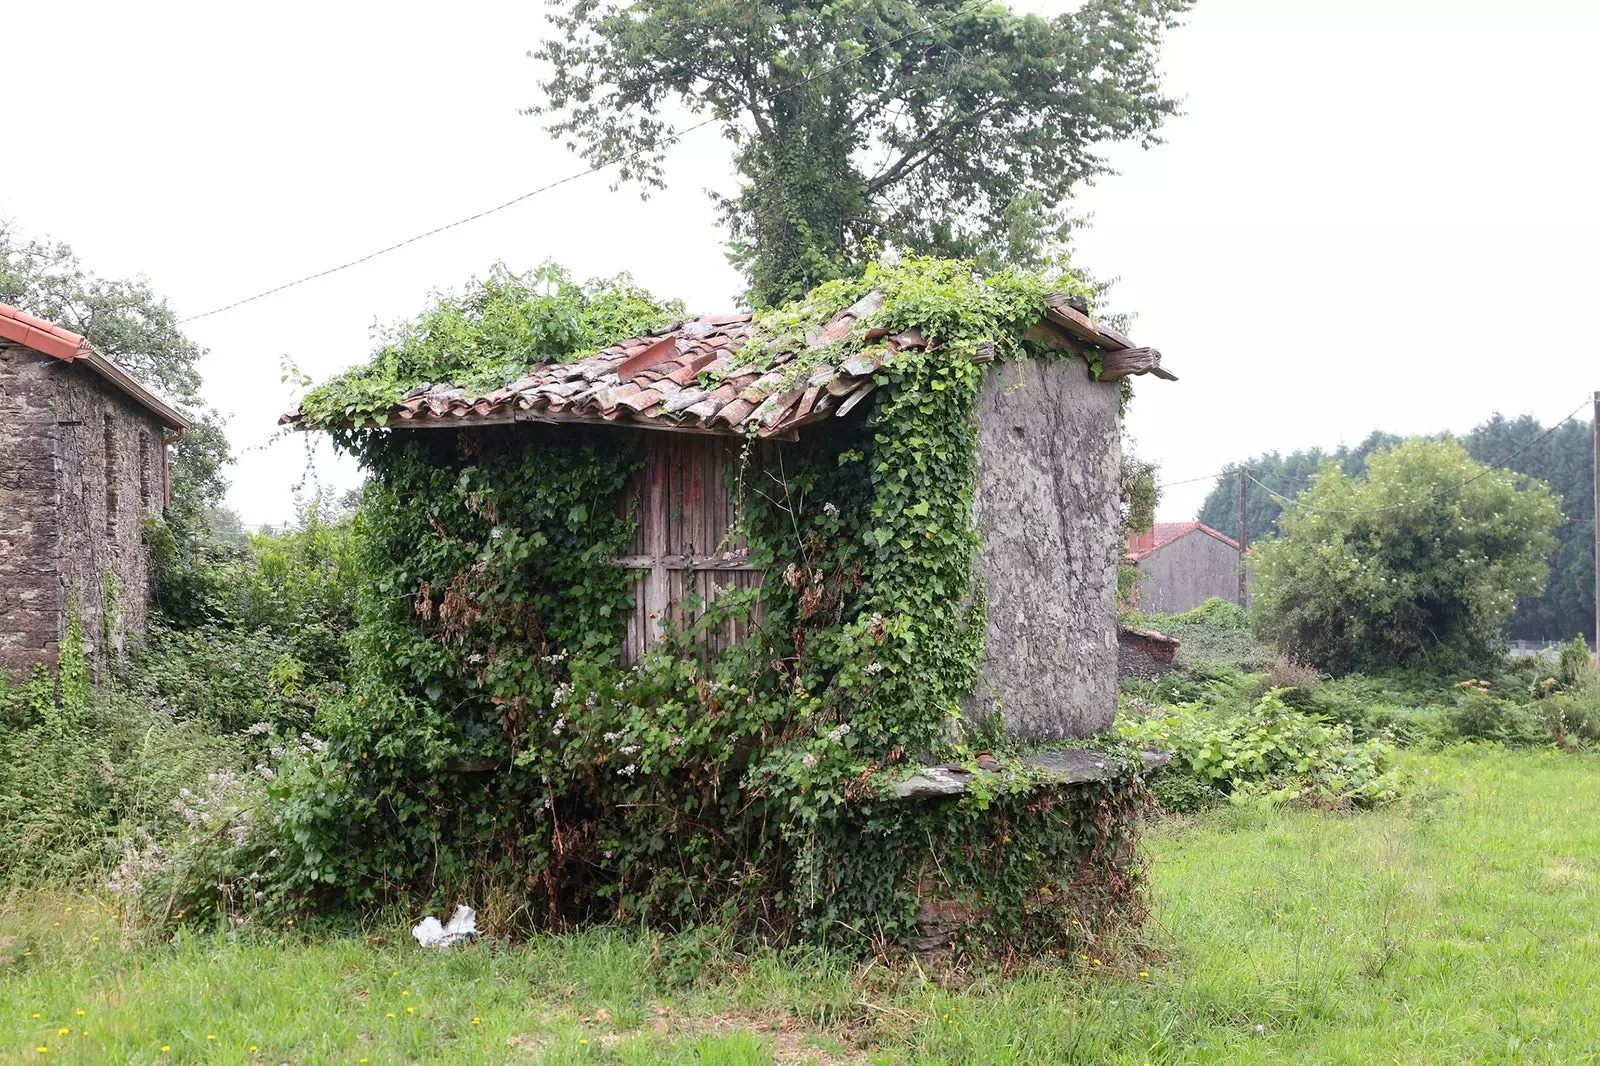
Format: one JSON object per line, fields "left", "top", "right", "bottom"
{"left": 0, "top": 345, "right": 63, "bottom": 677}
{"left": 967, "top": 356, "right": 1123, "bottom": 740}
{"left": 1134, "top": 530, "right": 1242, "bottom": 615}
{"left": 0, "top": 343, "right": 168, "bottom": 678}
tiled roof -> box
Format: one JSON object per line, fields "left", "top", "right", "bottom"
{"left": 0, "top": 302, "right": 90, "bottom": 361}
{"left": 287, "top": 291, "right": 1171, "bottom": 439}
{"left": 1126, "top": 521, "right": 1242, "bottom": 562}
{"left": 0, "top": 301, "right": 190, "bottom": 432}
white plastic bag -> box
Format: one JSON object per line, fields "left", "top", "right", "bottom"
{"left": 412, "top": 904, "right": 478, "bottom": 948}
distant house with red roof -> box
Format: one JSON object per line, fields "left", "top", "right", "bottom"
{"left": 1125, "top": 521, "right": 1243, "bottom": 614}
{"left": 0, "top": 302, "right": 189, "bottom": 676}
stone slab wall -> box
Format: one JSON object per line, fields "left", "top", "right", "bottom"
{"left": 52, "top": 359, "right": 166, "bottom": 665}
{"left": 1134, "top": 530, "right": 1241, "bottom": 614}
{"left": 0, "top": 345, "right": 64, "bottom": 679}
{"left": 966, "top": 356, "right": 1122, "bottom": 740}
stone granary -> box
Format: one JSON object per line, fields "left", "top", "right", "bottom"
{"left": 1126, "top": 520, "right": 1244, "bottom": 614}
{"left": 0, "top": 303, "right": 189, "bottom": 676}
{"left": 294, "top": 291, "right": 1174, "bottom": 740}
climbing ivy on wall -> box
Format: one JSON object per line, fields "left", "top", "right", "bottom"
{"left": 287, "top": 256, "right": 1150, "bottom": 952}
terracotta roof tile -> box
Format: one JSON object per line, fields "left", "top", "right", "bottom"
{"left": 284, "top": 289, "right": 1168, "bottom": 439}
{"left": 1126, "top": 522, "right": 1243, "bottom": 562}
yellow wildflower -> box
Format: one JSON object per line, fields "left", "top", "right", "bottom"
{"left": 58, "top": 1028, "right": 69, "bottom": 1035}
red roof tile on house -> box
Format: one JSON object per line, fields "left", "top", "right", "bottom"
{"left": 0, "top": 301, "right": 189, "bottom": 431}
{"left": 1126, "top": 521, "right": 1242, "bottom": 562}
{"left": 284, "top": 290, "right": 1175, "bottom": 439}
{"left": 0, "top": 302, "right": 90, "bottom": 361}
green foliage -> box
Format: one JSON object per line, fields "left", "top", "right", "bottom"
{"left": 1199, "top": 412, "right": 1596, "bottom": 644}
{"left": 0, "top": 503, "right": 359, "bottom": 892}
{"left": 1119, "top": 684, "right": 1403, "bottom": 808}
{"left": 532, "top": 0, "right": 1191, "bottom": 306}
{"left": 11, "top": 748, "right": 1600, "bottom": 1063}
{"left": 283, "top": 256, "right": 1141, "bottom": 951}
{"left": 1556, "top": 634, "right": 1594, "bottom": 688}
{"left": 0, "top": 618, "right": 235, "bottom": 885}
{"left": 1251, "top": 438, "right": 1560, "bottom": 675}
{"left": 1463, "top": 413, "right": 1595, "bottom": 642}
{"left": 1195, "top": 431, "right": 1402, "bottom": 546}
{"left": 1126, "top": 597, "right": 1273, "bottom": 671}
{"left": 294, "top": 263, "right": 683, "bottom": 432}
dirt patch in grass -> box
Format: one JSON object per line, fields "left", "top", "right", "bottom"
{"left": 507, "top": 1005, "right": 879, "bottom": 1064}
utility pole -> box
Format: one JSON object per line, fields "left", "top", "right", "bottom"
{"left": 1238, "top": 466, "right": 1250, "bottom": 609}
{"left": 1592, "top": 392, "right": 1599, "bottom": 677}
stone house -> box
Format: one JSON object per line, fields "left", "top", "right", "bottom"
{"left": 1126, "top": 520, "right": 1243, "bottom": 614}
{"left": 0, "top": 302, "right": 189, "bottom": 677}
{"left": 296, "top": 291, "right": 1175, "bottom": 740}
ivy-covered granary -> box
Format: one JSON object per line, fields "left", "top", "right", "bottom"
{"left": 287, "top": 259, "right": 1175, "bottom": 957}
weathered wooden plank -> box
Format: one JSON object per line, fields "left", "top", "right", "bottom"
{"left": 1098, "top": 347, "right": 1176, "bottom": 382}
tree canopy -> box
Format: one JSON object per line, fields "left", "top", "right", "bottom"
{"left": 532, "top": 0, "right": 1191, "bottom": 307}
{"left": 1250, "top": 438, "right": 1560, "bottom": 674}
{"left": 1199, "top": 415, "right": 1595, "bottom": 643}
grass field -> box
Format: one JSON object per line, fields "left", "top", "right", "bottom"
{"left": 3, "top": 744, "right": 1598, "bottom": 1065}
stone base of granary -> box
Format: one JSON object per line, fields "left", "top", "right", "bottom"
{"left": 810, "top": 749, "right": 1170, "bottom": 960}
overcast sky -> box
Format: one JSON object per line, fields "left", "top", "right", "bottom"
{"left": 5, "top": 0, "right": 1597, "bottom": 525}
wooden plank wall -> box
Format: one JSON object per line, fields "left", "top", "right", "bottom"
{"left": 620, "top": 434, "right": 766, "bottom": 663}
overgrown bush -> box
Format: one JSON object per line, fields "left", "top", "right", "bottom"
{"left": 0, "top": 622, "right": 247, "bottom": 885}
{"left": 1251, "top": 438, "right": 1560, "bottom": 674}
{"left": 1126, "top": 598, "right": 1274, "bottom": 671}
{"left": 0, "top": 506, "right": 356, "bottom": 896}
{"left": 280, "top": 255, "right": 1148, "bottom": 953}
{"left": 1120, "top": 681, "right": 1403, "bottom": 808}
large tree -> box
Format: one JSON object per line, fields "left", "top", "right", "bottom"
{"left": 1195, "top": 431, "right": 1402, "bottom": 547}
{"left": 532, "top": 0, "right": 1191, "bottom": 307}
{"left": 1251, "top": 439, "right": 1560, "bottom": 674}
{"left": 1199, "top": 416, "right": 1595, "bottom": 643}
{"left": 1462, "top": 413, "right": 1594, "bottom": 644}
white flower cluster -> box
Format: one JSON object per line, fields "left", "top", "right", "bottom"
{"left": 825, "top": 723, "right": 851, "bottom": 742}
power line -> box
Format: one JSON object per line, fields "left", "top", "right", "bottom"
{"left": 1157, "top": 470, "right": 1231, "bottom": 490}
{"left": 1248, "top": 398, "right": 1592, "bottom": 517}
{"left": 179, "top": 0, "right": 997, "bottom": 325}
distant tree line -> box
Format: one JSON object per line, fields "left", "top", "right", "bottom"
{"left": 1198, "top": 415, "right": 1595, "bottom": 644}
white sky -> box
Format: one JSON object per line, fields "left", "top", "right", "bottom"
{"left": 5, "top": 0, "right": 1597, "bottom": 525}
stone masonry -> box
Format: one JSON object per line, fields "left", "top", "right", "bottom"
{"left": 966, "top": 356, "right": 1124, "bottom": 740}
{"left": 0, "top": 341, "right": 173, "bottom": 678}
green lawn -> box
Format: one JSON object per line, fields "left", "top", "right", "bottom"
{"left": 4, "top": 745, "right": 1598, "bottom": 1065}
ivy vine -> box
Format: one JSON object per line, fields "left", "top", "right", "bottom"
{"left": 284, "top": 256, "right": 1151, "bottom": 954}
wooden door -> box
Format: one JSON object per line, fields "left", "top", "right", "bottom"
{"left": 618, "top": 434, "right": 765, "bottom": 663}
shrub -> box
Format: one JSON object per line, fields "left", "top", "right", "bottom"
{"left": 1129, "top": 599, "right": 1274, "bottom": 671}
{"left": 1443, "top": 679, "right": 1544, "bottom": 744}
{"left": 1251, "top": 438, "right": 1560, "bottom": 674}
{"left": 0, "top": 626, "right": 248, "bottom": 885}
{"left": 1119, "top": 689, "right": 1402, "bottom": 808}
